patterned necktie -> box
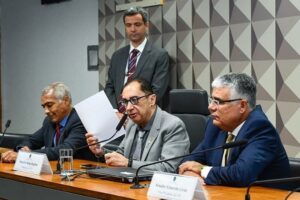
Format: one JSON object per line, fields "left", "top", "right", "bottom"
{"left": 55, "top": 124, "right": 61, "bottom": 146}
{"left": 224, "top": 133, "right": 235, "bottom": 166}
{"left": 117, "top": 49, "right": 139, "bottom": 113}
{"left": 127, "top": 49, "right": 139, "bottom": 81}
{"left": 132, "top": 130, "right": 145, "bottom": 160}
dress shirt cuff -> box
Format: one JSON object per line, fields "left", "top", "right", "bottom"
{"left": 201, "top": 166, "right": 212, "bottom": 178}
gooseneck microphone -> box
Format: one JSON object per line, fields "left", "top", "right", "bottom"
{"left": 55, "top": 114, "right": 128, "bottom": 174}
{"left": 130, "top": 139, "right": 248, "bottom": 189}
{"left": 245, "top": 176, "right": 300, "bottom": 200}
{"left": 76, "top": 114, "right": 128, "bottom": 151}
{"left": 0, "top": 120, "right": 12, "bottom": 146}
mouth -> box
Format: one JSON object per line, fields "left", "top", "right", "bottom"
{"left": 210, "top": 115, "right": 218, "bottom": 120}
{"left": 128, "top": 113, "right": 137, "bottom": 119}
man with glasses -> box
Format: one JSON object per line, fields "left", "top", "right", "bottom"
{"left": 86, "top": 78, "right": 189, "bottom": 172}
{"left": 179, "top": 73, "right": 290, "bottom": 187}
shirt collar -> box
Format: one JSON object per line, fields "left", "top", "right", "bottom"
{"left": 58, "top": 114, "right": 69, "bottom": 128}
{"left": 137, "top": 106, "right": 157, "bottom": 132}
{"left": 129, "top": 37, "right": 147, "bottom": 54}
{"left": 230, "top": 121, "right": 245, "bottom": 137}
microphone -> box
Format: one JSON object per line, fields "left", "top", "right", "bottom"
{"left": 245, "top": 176, "right": 300, "bottom": 200}
{"left": 76, "top": 114, "right": 128, "bottom": 151}
{"left": 0, "top": 120, "right": 12, "bottom": 146}
{"left": 54, "top": 114, "right": 128, "bottom": 174}
{"left": 130, "top": 139, "right": 248, "bottom": 189}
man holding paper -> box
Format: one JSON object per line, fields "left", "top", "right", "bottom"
{"left": 2, "top": 82, "right": 94, "bottom": 162}
{"left": 86, "top": 79, "right": 190, "bottom": 173}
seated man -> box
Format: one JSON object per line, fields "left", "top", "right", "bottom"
{"left": 179, "top": 73, "right": 290, "bottom": 187}
{"left": 86, "top": 78, "right": 190, "bottom": 173}
{"left": 2, "top": 82, "right": 94, "bottom": 162}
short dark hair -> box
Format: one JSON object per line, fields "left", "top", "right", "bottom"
{"left": 123, "top": 78, "right": 153, "bottom": 95}
{"left": 123, "top": 6, "right": 148, "bottom": 23}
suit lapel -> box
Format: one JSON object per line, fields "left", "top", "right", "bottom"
{"left": 46, "top": 122, "right": 56, "bottom": 147}
{"left": 141, "top": 107, "right": 161, "bottom": 161}
{"left": 117, "top": 46, "right": 130, "bottom": 90}
{"left": 134, "top": 41, "right": 151, "bottom": 78}
{"left": 124, "top": 124, "right": 137, "bottom": 157}
{"left": 214, "top": 131, "right": 228, "bottom": 165}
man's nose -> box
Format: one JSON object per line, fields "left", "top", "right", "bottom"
{"left": 208, "top": 103, "right": 216, "bottom": 113}
{"left": 44, "top": 107, "right": 50, "bottom": 114}
{"left": 125, "top": 102, "right": 134, "bottom": 110}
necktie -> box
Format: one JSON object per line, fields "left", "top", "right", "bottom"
{"left": 132, "top": 130, "right": 145, "bottom": 160}
{"left": 117, "top": 49, "right": 139, "bottom": 113}
{"left": 55, "top": 124, "right": 61, "bottom": 146}
{"left": 224, "top": 133, "right": 235, "bottom": 166}
{"left": 127, "top": 49, "right": 139, "bottom": 81}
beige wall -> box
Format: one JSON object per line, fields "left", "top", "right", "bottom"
{"left": 98, "top": 0, "right": 300, "bottom": 158}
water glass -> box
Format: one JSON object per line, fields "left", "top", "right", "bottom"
{"left": 59, "top": 149, "right": 73, "bottom": 176}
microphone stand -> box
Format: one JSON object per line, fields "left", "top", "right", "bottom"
{"left": 245, "top": 176, "right": 300, "bottom": 200}
{"left": 0, "top": 120, "right": 12, "bottom": 147}
{"left": 130, "top": 139, "right": 248, "bottom": 189}
{"left": 55, "top": 114, "right": 127, "bottom": 174}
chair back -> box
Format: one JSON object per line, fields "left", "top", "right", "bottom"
{"left": 169, "top": 89, "right": 210, "bottom": 152}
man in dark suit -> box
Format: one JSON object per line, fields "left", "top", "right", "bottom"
{"left": 179, "top": 73, "right": 290, "bottom": 187}
{"left": 1, "top": 82, "right": 94, "bottom": 162}
{"left": 104, "top": 6, "right": 169, "bottom": 110}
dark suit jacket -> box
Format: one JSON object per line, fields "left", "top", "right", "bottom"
{"left": 17, "top": 109, "right": 95, "bottom": 161}
{"left": 104, "top": 40, "right": 169, "bottom": 108}
{"left": 181, "top": 105, "right": 290, "bottom": 187}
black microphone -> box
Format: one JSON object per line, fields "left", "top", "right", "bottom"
{"left": 245, "top": 176, "right": 300, "bottom": 200}
{"left": 130, "top": 139, "right": 248, "bottom": 189}
{"left": 55, "top": 114, "right": 128, "bottom": 174}
{"left": 0, "top": 120, "right": 12, "bottom": 147}
{"left": 76, "top": 114, "right": 127, "bottom": 151}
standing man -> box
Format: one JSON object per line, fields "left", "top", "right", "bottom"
{"left": 179, "top": 73, "right": 290, "bottom": 187}
{"left": 2, "top": 82, "right": 94, "bottom": 162}
{"left": 105, "top": 6, "right": 169, "bottom": 110}
{"left": 86, "top": 79, "right": 189, "bottom": 173}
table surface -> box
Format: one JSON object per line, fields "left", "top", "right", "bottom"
{"left": 0, "top": 159, "right": 299, "bottom": 200}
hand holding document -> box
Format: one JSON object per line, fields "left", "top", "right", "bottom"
{"left": 74, "top": 91, "right": 126, "bottom": 145}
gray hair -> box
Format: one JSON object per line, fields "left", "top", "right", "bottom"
{"left": 42, "top": 82, "right": 72, "bottom": 103}
{"left": 123, "top": 6, "right": 148, "bottom": 23}
{"left": 212, "top": 73, "right": 256, "bottom": 109}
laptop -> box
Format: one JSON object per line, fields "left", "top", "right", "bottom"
{"left": 87, "top": 167, "right": 154, "bottom": 183}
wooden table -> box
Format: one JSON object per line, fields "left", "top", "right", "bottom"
{"left": 0, "top": 159, "right": 299, "bottom": 200}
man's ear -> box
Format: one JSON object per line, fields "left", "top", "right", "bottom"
{"left": 240, "top": 99, "right": 248, "bottom": 113}
{"left": 149, "top": 94, "right": 157, "bottom": 106}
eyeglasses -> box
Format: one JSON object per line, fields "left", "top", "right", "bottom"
{"left": 118, "top": 94, "right": 151, "bottom": 107}
{"left": 208, "top": 97, "right": 242, "bottom": 107}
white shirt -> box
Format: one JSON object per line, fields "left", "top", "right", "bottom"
{"left": 124, "top": 38, "right": 147, "bottom": 83}
{"left": 201, "top": 121, "right": 246, "bottom": 178}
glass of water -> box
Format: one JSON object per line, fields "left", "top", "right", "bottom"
{"left": 59, "top": 149, "right": 73, "bottom": 176}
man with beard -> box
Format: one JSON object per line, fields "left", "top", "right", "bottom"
{"left": 2, "top": 82, "right": 94, "bottom": 162}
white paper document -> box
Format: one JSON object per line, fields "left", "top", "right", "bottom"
{"left": 74, "top": 91, "right": 126, "bottom": 145}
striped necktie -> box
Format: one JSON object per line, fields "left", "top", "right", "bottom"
{"left": 127, "top": 49, "right": 139, "bottom": 81}
{"left": 55, "top": 124, "right": 61, "bottom": 146}
{"left": 224, "top": 133, "right": 235, "bottom": 166}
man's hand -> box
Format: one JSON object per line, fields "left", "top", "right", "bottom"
{"left": 1, "top": 150, "right": 18, "bottom": 163}
{"left": 85, "top": 132, "right": 103, "bottom": 156}
{"left": 179, "top": 161, "right": 204, "bottom": 175}
{"left": 104, "top": 152, "right": 128, "bottom": 167}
